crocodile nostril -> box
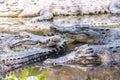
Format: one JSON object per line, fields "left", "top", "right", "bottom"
{"left": 116, "top": 46, "right": 120, "bottom": 48}
{"left": 77, "top": 50, "right": 83, "bottom": 54}
{"left": 106, "top": 29, "right": 110, "bottom": 31}
{"left": 113, "top": 62, "right": 117, "bottom": 65}
{"left": 1, "top": 36, "right": 4, "bottom": 37}
{"left": 89, "top": 50, "right": 94, "bottom": 53}
{"left": 104, "top": 10, "right": 108, "bottom": 14}
{"left": 84, "top": 33, "right": 90, "bottom": 36}
{"left": 109, "top": 47, "right": 113, "bottom": 49}
{"left": 85, "top": 29, "right": 89, "bottom": 31}
{"left": 102, "top": 32, "right": 106, "bottom": 34}
{"left": 98, "top": 11, "right": 102, "bottom": 14}
{"left": 112, "top": 50, "right": 117, "bottom": 53}
{"left": 100, "top": 29, "right": 104, "bottom": 31}
{"left": 91, "top": 54, "right": 98, "bottom": 57}
{"left": 23, "top": 35, "right": 30, "bottom": 39}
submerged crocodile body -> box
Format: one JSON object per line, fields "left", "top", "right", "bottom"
{"left": 0, "top": 0, "right": 120, "bottom": 21}
{"left": 0, "top": 32, "right": 67, "bottom": 76}
{"left": 50, "top": 24, "right": 120, "bottom": 44}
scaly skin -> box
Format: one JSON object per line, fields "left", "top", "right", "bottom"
{"left": 0, "top": 0, "right": 120, "bottom": 21}
{"left": 0, "top": 32, "right": 67, "bottom": 77}
{"left": 50, "top": 24, "right": 120, "bottom": 44}
{"left": 44, "top": 42, "right": 120, "bottom": 71}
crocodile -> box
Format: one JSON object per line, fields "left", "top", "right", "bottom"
{"left": 50, "top": 24, "right": 120, "bottom": 44}
{"left": 43, "top": 43, "right": 120, "bottom": 71}
{"left": 0, "top": 32, "right": 67, "bottom": 77}
{"left": 0, "top": 0, "right": 120, "bottom": 21}
{"left": 44, "top": 23, "right": 120, "bottom": 70}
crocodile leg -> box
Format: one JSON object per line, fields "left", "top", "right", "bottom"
{"left": 90, "top": 50, "right": 114, "bottom": 70}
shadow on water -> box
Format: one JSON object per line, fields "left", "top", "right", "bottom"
{"left": 1, "top": 15, "right": 120, "bottom": 80}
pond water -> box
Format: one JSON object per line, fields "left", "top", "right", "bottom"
{"left": 1, "top": 15, "right": 120, "bottom": 80}
{"left": 0, "top": 14, "right": 120, "bottom": 32}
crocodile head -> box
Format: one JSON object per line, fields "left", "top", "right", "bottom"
{"left": 0, "top": 32, "right": 67, "bottom": 74}
{"left": 2, "top": 32, "right": 64, "bottom": 52}
{"left": 43, "top": 44, "right": 101, "bottom": 69}
{"left": 44, "top": 43, "right": 120, "bottom": 70}
{"left": 50, "top": 24, "right": 112, "bottom": 44}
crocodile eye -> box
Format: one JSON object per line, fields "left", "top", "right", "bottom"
{"left": 87, "top": 48, "right": 93, "bottom": 50}
{"left": 89, "top": 50, "right": 94, "bottom": 53}
{"left": 23, "top": 35, "right": 30, "bottom": 39}
{"left": 116, "top": 46, "right": 120, "bottom": 48}
{"left": 112, "top": 50, "right": 117, "bottom": 53}
{"left": 53, "top": 39, "right": 61, "bottom": 43}
{"left": 85, "top": 29, "right": 89, "bottom": 31}
{"left": 1, "top": 36, "right": 4, "bottom": 37}
{"left": 74, "top": 47, "right": 79, "bottom": 51}
{"left": 47, "top": 39, "right": 51, "bottom": 42}
{"left": 109, "top": 47, "right": 113, "bottom": 49}
{"left": 77, "top": 50, "right": 86, "bottom": 54}
{"left": 102, "top": 32, "right": 106, "bottom": 34}
{"left": 106, "top": 29, "right": 110, "bottom": 31}
{"left": 100, "top": 29, "right": 104, "bottom": 31}
{"left": 77, "top": 50, "right": 82, "bottom": 54}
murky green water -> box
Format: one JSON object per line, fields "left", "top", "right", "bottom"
{"left": 1, "top": 15, "right": 120, "bottom": 80}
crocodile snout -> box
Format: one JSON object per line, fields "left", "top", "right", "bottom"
{"left": 43, "top": 59, "right": 63, "bottom": 67}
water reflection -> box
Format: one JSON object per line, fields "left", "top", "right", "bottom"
{"left": 0, "top": 15, "right": 120, "bottom": 32}
{"left": 54, "top": 15, "right": 120, "bottom": 27}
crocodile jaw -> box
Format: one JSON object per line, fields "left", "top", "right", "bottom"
{"left": 50, "top": 24, "right": 96, "bottom": 43}
{"left": 66, "top": 33, "right": 95, "bottom": 43}
{"left": 43, "top": 45, "right": 101, "bottom": 67}
{"left": 50, "top": 24, "right": 90, "bottom": 34}
{"left": 8, "top": 32, "right": 64, "bottom": 49}
{"left": 44, "top": 53, "right": 99, "bottom": 67}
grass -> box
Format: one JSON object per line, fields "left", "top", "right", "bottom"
{"left": 4, "top": 67, "right": 49, "bottom": 80}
